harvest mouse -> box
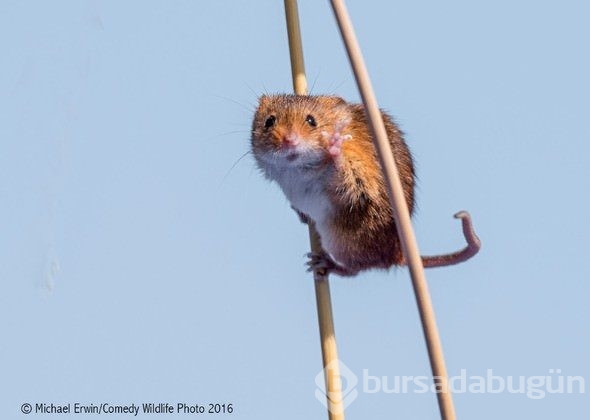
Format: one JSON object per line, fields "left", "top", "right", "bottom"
{"left": 251, "top": 94, "right": 480, "bottom": 276}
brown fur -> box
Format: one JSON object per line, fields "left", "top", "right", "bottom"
{"left": 251, "top": 94, "right": 415, "bottom": 276}
{"left": 323, "top": 103, "right": 415, "bottom": 273}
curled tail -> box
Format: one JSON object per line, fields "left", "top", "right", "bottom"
{"left": 408, "top": 211, "right": 481, "bottom": 268}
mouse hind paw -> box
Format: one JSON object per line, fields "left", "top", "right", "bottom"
{"left": 306, "top": 251, "right": 355, "bottom": 277}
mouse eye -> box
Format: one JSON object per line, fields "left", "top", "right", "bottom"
{"left": 264, "top": 115, "right": 276, "bottom": 129}
{"left": 305, "top": 114, "right": 317, "bottom": 127}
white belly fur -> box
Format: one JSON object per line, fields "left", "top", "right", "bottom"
{"left": 274, "top": 169, "right": 345, "bottom": 267}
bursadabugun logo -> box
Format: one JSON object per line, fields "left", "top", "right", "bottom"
{"left": 315, "top": 362, "right": 585, "bottom": 411}
{"left": 315, "top": 359, "right": 358, "bottom": 414}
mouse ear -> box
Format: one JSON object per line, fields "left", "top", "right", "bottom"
{"left": 325, "top": 96, "right": 347, "bottom": 108}
{"left": 258, "top": 94, "right": 270, "bottom": 106}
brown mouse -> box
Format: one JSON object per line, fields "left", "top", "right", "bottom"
{"left": 251, "top": 94, "right": 480, "bottom": 276}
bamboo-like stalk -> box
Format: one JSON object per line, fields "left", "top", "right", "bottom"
{"left": 284, "top": 1, "right": 345, "bottom": 419}
{"left": 329, "top": 1, "right": 457, "bottom": 419}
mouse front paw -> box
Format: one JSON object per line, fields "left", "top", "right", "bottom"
{"left": 292, "top": 207, "right": 311, "bottom": 224}
{"left": 322, "top": 119, "right": 352, "bottom": 159}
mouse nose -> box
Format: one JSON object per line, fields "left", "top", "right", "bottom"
{"left": 283, "top": 132, "right": 299, "bottom": 147}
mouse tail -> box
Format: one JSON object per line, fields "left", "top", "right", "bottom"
{"left": 406, "top": 211, "right": 481, "bottom": 268}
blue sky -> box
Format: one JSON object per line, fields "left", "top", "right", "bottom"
{"left": 1, "top": 1, "right": 589, "bottom": 418}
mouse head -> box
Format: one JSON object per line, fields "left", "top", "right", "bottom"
{"left": 251, "top": 94, "right": 349, "bottom": 167}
